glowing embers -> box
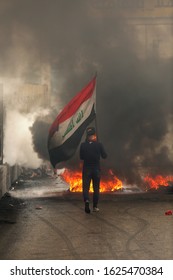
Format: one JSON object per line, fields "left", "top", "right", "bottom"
{"left": 144, "top": 175, "right": 173, "bottom": 190}
{"left": 61, "top": 168, "right": 123, "bottom": 192}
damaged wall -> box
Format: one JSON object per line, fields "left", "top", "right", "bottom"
{"left": 0, "top": 164, "right": 21, "bottom": 198}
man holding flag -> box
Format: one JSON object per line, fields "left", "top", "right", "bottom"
{"left": 48, "top": 75, "right": 107, "bottom": 213}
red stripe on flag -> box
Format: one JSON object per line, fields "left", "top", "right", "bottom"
{"left": 49, "top": 76, "right": 96, "bottom": 136}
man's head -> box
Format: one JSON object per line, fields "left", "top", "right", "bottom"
{"left": 86, "top": 127, "right": 95, "bottom": 136}
{"left": 86, "top": 127, "right": 97, "bottom": 141}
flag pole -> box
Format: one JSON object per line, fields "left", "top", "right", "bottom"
{"left": 95, "top": 114, "right": 99, "bottom": 142}
{"left": 94, "top": 71, "right": 99, "bottom": 141}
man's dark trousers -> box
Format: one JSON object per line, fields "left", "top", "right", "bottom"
{"left": 82, "top": 166, "right": 100, "bottom": 207}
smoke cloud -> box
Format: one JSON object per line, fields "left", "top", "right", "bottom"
{"left": 4, "top": 110, "right": 43, "bottom": 168}
{"left": 1, "top": 1, "right": 173, "bottom": 185}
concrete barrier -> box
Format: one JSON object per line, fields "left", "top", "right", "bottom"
{"left": 0, "top": 165, "right": 8, "bottom": 198}
{"left": 0, "top": 164, "right": 21, "bottom": 198}
{"left": 10, "top": 165, "right": 21, "bottom": 184}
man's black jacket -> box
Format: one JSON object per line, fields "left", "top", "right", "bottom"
{"left": 80, "top": 141, "right": 107, "bottom": 168}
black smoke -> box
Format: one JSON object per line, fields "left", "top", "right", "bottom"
{"left": 1, "top": 0, "right": 173, "bottom": 185}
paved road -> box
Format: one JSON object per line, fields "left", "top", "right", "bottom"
{"left": 0, "top": 177, "right": 173, "bottom": 260}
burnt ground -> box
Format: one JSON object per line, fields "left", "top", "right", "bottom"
{"left": 0, "top": 173, "right": 173, "bottom": 260}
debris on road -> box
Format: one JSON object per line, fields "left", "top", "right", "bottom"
{"left": 35, "top": 205, "right": 43, "bottom": 210}
{"left": 165, "top": 210, "right": 172, "bottom": 215}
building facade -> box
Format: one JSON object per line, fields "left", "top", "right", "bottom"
{"left": 14, "top": 83, "right": 50, "bottom": 113}
{"left": 93, "top": 0, "right": 173, "bottom": 58}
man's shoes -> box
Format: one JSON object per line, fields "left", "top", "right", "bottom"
{"left": 85, "top": 202, "right": 90, "bottom": 214}
{"left": 93, "top": 207, "right": 99, "bottom": 212}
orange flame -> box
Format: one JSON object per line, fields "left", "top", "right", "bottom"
{"left": 61, "top": 169, "right": 123, "bottom": 192}
{"left": 144, "top": 175, "right": 173, "bottom": 190}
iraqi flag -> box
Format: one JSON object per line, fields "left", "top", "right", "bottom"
{"left": 48, "top": 76, "right": 96, "bottom": 168}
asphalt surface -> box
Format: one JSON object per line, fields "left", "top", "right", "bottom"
{"left": 0, "top": 176, "right": 173, "bottom": 260}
